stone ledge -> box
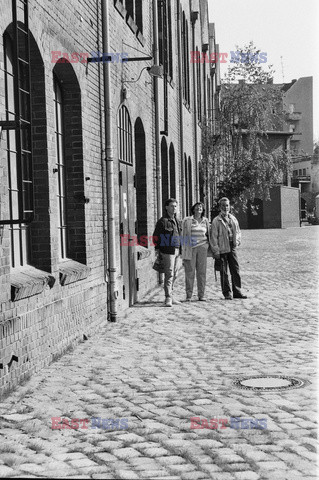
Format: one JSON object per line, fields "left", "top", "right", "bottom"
{"left": 59, "top": 259, "right": 90, "bottom": 286}
{"left": 11, "top": 266, "right": 55, "bottom": 302}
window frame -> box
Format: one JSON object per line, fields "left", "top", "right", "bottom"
{"left": 53, "top": 76, "right": 68, "bottom": 260}
{"left": 2, "top": 32, "right": 33, "bottom": 267}
{"left": 118, "top": 105, "right": 133, "bottom": 165}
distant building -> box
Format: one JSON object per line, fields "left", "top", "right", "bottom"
{"left": 282, "top": 77, "right": 314, "bottom": 200}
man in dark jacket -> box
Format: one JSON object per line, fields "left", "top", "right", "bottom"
{"left": 153, "top": 198, "right": 182, "bottom": 307}
{"left": 211, "top": 197, "right": 247, "bottom": 300}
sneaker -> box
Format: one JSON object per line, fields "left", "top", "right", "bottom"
{"left": 172, "top": 298, "right": 182, "bottom": 305}
{"left": 199, "top": 297, "right": 207, "bottom": 301}
{"left": 233, "top": 294, "right": 248, "bottom": 299}
{"left": 165, "top": 297, "right": 173, "bottom": 307}
{"left": 224, "top": 293, "right": 232, "bottom": 300}
{"left": 186, "top": 297, "right": 192, "bottom": 302}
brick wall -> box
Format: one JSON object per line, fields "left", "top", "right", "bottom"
{"left": 0, "top": 0, "right": 214, "bottom": 395}
{"left": 0, "top": 0, "right": 108, "bottom": 396}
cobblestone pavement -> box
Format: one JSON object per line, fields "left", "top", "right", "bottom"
{"left": 0, "top": 226, "right": 318, "bottom": 480}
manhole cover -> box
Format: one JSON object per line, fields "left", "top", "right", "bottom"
{"left": 233, "top": 375, "right": 309, "bottom": 392}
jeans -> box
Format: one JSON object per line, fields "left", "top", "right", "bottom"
{"left": 183, "top": 243, "right": 208, "bottom": 298}
{"left": 161, "top": 249, "right": 180, "bottom": 298}
{"left": 220, "top": 248, "right": 242, "bottom": 297}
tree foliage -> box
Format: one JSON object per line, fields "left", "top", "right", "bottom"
{"left": 202, "top": 42, "right": 291, "bottom": 209}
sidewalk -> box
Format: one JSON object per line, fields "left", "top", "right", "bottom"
{"left": 0, "top": 226, "right": 318, "bottom": 480}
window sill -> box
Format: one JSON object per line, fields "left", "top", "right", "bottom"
{"left": 59, "top": 259, "right": 90, "bottom": 286}
{"left": 11, "top": 266, "right": 55, "bottom": 302}
{"left": 126, "top": 15, "right": 138, "bottom": 35}
{"left": 114, "top": 0, "right": 126, "bottom": 18}
{"left": 137, "top": 30, "right": 146, "bottom": 47}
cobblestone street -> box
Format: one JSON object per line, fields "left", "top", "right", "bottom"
{"left": 0, "top": 226, "right": 318, "bottom": 480}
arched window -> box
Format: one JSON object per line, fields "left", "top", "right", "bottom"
{"left": 135, "top": 118, "right": 147, "bottom": 245}
{"left": 196, "top": 46, "right": 202, "bottom": 122}
{"left": 167, "top": 1, "right": 173, "bottom": 79}
{"left": 184, "top": 154, "right": 189, "bottom": 214}
{"left": 188, "top": 157, "right": 193, "bottom": 209}
{"left": 2, "top": 26, "right": 56, "bottom": 300}
{"left": 118, "top": 105, "right": 132, "bottom": 164}
{"left": 169, "top": 143, "right": 176, "bottom": 198}
{"left": 53, "top": 60, "right": 87, "bottom": 267}
{"left": 182, "top": 13, "right": 190, "bottom": 105}
{"left": 53, "top": 78, "right": 67, "bottom": 259}
{"left": 161, "top": 137, "right": 169, "bottom": 209}
{"left": 2, "top": 29, "right": 51, "bottom": 273}
{"left": 3, "top": 33, "right": 31, "bottom": 267}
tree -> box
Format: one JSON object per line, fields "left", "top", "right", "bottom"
{"left": 202, "top": 42, "right": 291, "bottom": 210}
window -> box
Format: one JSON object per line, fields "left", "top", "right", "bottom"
{"left": 167, "top": 1, "right": 173, "bottom": 79}
{"left": 135, "top": 0, "right": 143, "bottom": 33}
{"left": 196, "top": 47, "right": 202, "bottom": 122}
{"left": 53, "top": 78, "right": 68, "bottom": 259}
{"left": 134, "top": 118, "right": 147, "bottom": 245}
{"left": 181, "top": 12, "right": 190, "bottom": 105}
{"left": 117, "top": 0, "right": 143, "bottom": 33}
{"left": 118, "top": 105, "right": 133, "bottom": 164}
{"left": 3, "top": 33, "right": 32, "bottom": 267}
{"left": 2, "top": 27, "right": 56, "bottom": 300}
{"left": 169, "top": 143, "right": 176, "bottom": 198}
{"left": 158, "top": 0, "right": 172, "bottom": 78}
{"left": 184, "top": 155, "right": 189, "bottom": 214}
{"left": 188, "top": 157, "right": 193, "bottom": 209}
{"left": 161, "top": 137, "right": 169, "bottom": 209}
{"left": 126, "top": 0, "right": 134, "bottom": 19}
{"left": 53, "top": 60, "right": 87, "bottom": 268}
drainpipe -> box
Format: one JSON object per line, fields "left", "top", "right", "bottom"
{"left": 102, "top": 0, "right": 118, "bottom": 322}
{"left": 177, "top": 3, "right": 185, "bottom": 216}
{"left": 191, "top": 11, "right": 199, "bottom": 201}
{"left": 153, "top": 0, "right": 162, "bottom": 218}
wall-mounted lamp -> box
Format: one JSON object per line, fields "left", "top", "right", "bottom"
{"left": 123, "top": 65, "right": 163, "bottom": 85}
{"left": 122, "top": 65, "right": 163, "bottom": 100}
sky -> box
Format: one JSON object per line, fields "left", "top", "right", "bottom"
{"left": 207, "top": 0, "right": 319, "bottom": 142}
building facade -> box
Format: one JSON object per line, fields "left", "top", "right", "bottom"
{"left": 282, "top": 77, "right": 314, "bottom": 200}
{"left": 0, "top": 0, "right": 218, "bottom": 395}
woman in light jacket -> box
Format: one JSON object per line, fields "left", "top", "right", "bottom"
{"left": 182, "top": 202, "right": 211, "bottom": 302}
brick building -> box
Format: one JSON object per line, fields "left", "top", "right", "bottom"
{"left": 0, "top": 0, "right": 218, "bottom": 395}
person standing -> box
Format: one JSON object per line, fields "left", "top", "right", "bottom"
{"left": 153, "top": 198, "right": 182, "bottom": 307}
{"left": 182, "top": 202, "right": 210, "bottom": 302}
{"left": 211, "top": 197, "right": 247, "bottom": 300}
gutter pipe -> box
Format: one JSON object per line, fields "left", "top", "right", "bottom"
{"left": 153, "top": 0, "right": 162, "bottom": 218}
{"left": 102, "top": 0, "right": 118, "bottom": 322}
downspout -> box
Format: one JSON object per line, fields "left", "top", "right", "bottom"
{"left": 191, "top": 12, "right": 199, "bottom": 201}
{"left": 97, "top": 2, "right": 108, "bottom": 306}
{"left": 177, "top": 3, "right": 185, "bottom": 216}
{"left": 153, "top": 0, "right": 162, "bottom": 218}
{"left": 102, "top": 0, "right": 118, "bottom": 322}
